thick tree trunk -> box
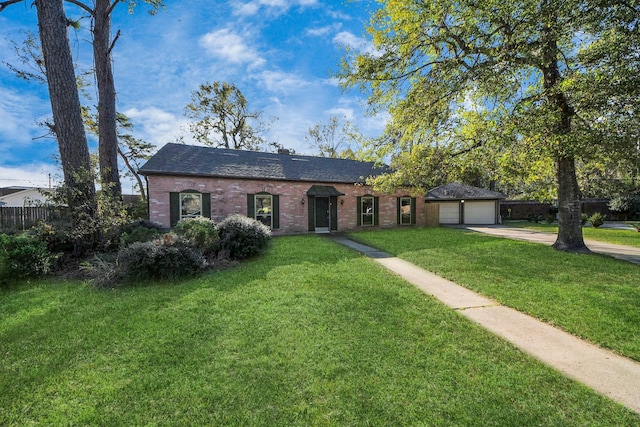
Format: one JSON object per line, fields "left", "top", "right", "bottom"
{"left": 35, "top": 0, "right": 97, "bottom": 246}
{"left": 541, "top": 3, "right": 588, "bottom": 253}
{"left": 553, "top": 156, "right": 589, "bottom": 252}
{"left": 94, "top": 0, "right": 122, "bottom": 199}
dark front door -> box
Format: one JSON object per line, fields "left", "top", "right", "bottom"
{"left": 315, "top": 197, "right": 330, "bottom": 229}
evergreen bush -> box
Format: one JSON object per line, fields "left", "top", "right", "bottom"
{"left": 117, "top": 233, "right": 205, "bottom": 283}
{"left": 581, "top": 213, "right": 589, "bottom": 226}
{"left": 216, "top": 214, "right": 271, "bottom": 260}
{"left": 30, "top": 219, "right": 74, "bottom": 252}
{"left": 173, "top": 217, "right": 219, "bottom": 255}
{"left": 119, "top": 219, "right": 164, "bottom": 247}
{"left": 588, "top": 212, "right": 606, "bottom": 228}
{"left": 0, "top": 233, "right": 53, "bottom": 282}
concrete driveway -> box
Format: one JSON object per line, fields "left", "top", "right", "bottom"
{"left": 458, "top": 225, "right": 640, "bottom": 266}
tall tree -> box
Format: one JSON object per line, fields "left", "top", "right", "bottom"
{"left": 2, "top": 0, "right": 162, "bottom": 202}
{"left": 29, "top": 0, "right": 97, "bottom": 246}
{"left": 66, "top": 0, "right": 163, "bottom": 200}
{"left": 306, "top": 116, "right": 358, "bottom": 159}
{"left": 340, "top": 0, "right": 639, "bottom": 252}
{"left": 92, "top": 0, "right": 120, "bottom": 199}
{"left": 84, "top": 111, "right": 155, "bottom": 202}
{"left": 185, "top": 81, "right": 269, "bottom": 151}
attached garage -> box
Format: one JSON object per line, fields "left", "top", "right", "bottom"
{"left": 426, "top": 183, "right": 505, "bottom": 225}
{"left": 438, "top": 202, "right": 460, "bottom": 224}
{"left": 463, "top": 200, "right": 498, "bottom": 224}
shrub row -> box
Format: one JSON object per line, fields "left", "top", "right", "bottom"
{"left": 1, "top": 214, "right": 271, "bottom": 288}
{"left": 119, "top": 234, "right": 206, "bottom": 283}
{"left": 92, "top": 214, "right": 271, "bottom": 287}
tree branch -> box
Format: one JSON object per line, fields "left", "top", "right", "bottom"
{"left": 452, "top": 139, "right": 485, "bottom": 157}
{"left": 64, "top": 0, "right": 93, "bottom": 16}
{"left": 108, "top": 29, "right": 120, "bottom": 54}
{"left": 0, "top": 0, "right": 23, "bottom": 13}
{"left": 106, "top": 0, "right": 119, "bottom": 17}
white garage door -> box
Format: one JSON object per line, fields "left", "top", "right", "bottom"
{"left": 464, "top": 201, "right": 496, "bottom": 224}
{"left": 439, "top": 202, "right": 460, "bottom": 224}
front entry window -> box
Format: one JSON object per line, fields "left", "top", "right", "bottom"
{"left": 361, "top": 196, "right": 374, "bottom": 226}
{"left": 255, "top": 194, "right": 272, "bottom": 228}
{"left": 180, "top": 193, "right": 202, "bottom": 219}
{"left": 400, "top": 197, "right": 412, "bottom": 225}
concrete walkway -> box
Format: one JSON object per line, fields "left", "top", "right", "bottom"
{"left": 460, "top": 225, "right": 640, "bottom": 265}
{"left": 330, "top": 236, "right": 640, "bottom": 415}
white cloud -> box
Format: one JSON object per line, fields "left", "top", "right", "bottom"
{"left": 306, "top": 23, "right": 342, "bottom": 37}
{"left": 325, "top": 8, "right": 352, "bottom": 21}
{"left": 123, "top": 107, "right": 195, "bottom": 148}
{"left": 0, "top": 164, "right": 60, "bottom": 188}
{"left": 0, "top": 86, "right": 46, "bottom": 143}
{"left": 199, "top": 28, "right": 265, "bottom": 68}
{"left": 255, "top": 70, "right": 312, "bottom": 94}
{"left": 333, "top": 31, "right": 379, "bottom": 56}
{"left": 325, "top": 107, "right": 355, "bottom": 121}
{"left": 232, "top": 2, "right": 261, "bottom": 16}
{"left": 231, "top": 0, "right": 318, "bottom": 16}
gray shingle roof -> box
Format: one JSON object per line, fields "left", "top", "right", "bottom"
{"left": 426, "top": 183, "right": 505, "bottom": 200}
{"left": 139, "top": 143, "right": 390, "bottom": 184}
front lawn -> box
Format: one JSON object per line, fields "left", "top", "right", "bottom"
{"left": 1, "top": 235, "right": 638, "bottom": 425}
{"left": 348, "top": 228, "right": 640, "bottom": 362}
{"left": 504, "top": 221, "right": 640, "bottom": 248}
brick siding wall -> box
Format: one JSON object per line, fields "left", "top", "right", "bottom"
{"left": 147, "top": 175, "right": 426, "bottom": 233}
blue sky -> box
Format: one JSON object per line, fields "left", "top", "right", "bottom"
{"left": 0, "top": 0, "right": 382, "bottom": 191}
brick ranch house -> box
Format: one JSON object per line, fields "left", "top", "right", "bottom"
{"left": 138, "top": 143, "right": 428, "bottom": 234}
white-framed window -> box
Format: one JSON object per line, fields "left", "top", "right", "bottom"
{"left": 180, "top": 192, "right": 202, "bottom": 220}
{"left": 361, "top": 196, "right": 374, "bottom": 226}
{"left": 400, "top": 197, "right": 412, "bottom": 225}
{"left": 255, "top": 194, "right": 273, "bottom": 228}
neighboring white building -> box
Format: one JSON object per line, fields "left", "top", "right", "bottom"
{"left": 0, "top": 187, "right": 51, "bottom": 207}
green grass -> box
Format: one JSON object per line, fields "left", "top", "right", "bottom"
{"left": 504, "top": 220, "right": 640, "bottom": 248}
{"left": 348, "top": 228, "right": 640, "bottom": 362}
{"left": 2, "top": 235, "right": 639, "bottom": 425}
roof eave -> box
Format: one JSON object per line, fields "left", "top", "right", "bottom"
{"left": 139, "top": 170, "right": 372, "bottom": 185}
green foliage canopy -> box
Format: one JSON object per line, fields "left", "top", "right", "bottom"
{"left": 184, "top": 81, "right": 269, "bottom": 151}
{"left": 339, "top": 0, "right": 640, "bottom": 251}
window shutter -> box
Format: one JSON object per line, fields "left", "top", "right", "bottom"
{"left": 396, "top": 198, "right": 401, "bottom": 225}
{"left": 247, "top": 194, "right": 255, "bottom": 218}
{"left": 374, "top": 197, "right": 379, "bottom": 226}
{"left": 202, "top": 193, "right": 211, "bottom": 219}
{"left": 170, "top": 192, "right": 179, "bottom": 227}
{"left": 307, "top": 197, "right": 315, "bottom": 231}
{"left": 272, "top": 195, "right": 280, "bottom": 229}
{"left": 411, "top": 197, "right": 417, "bottom": 224}
{"left": 330, "top": 196, "right": 338, "bottom": 231}
{"left": 356, "top": 196, "right": 362, "bottom": 226}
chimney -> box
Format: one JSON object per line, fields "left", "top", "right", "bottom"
{"left": 278, "top": 148, "right": 290, "bottom": 155}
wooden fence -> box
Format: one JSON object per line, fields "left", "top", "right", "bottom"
{"left": 0, "top": 207, "right": 66, "bottom": 231}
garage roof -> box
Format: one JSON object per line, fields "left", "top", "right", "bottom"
{"left": 426, "top": 183, "right": 505, "bottom": 201}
